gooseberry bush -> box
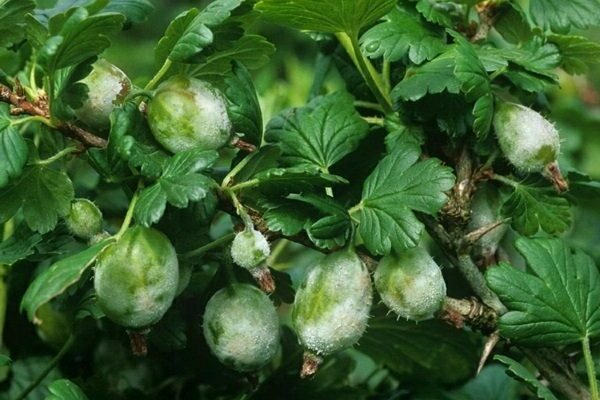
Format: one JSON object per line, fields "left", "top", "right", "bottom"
{"left": 1, "top": 0, "right": 600, "bottom": 399}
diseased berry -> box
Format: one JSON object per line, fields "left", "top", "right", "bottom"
{"left": 494, "top": 102, "right": 567, "bottom": 191}
{"left": 94, "top": 227, "right": 179, "bottom": 332}
{"left": 203, "top": 284, "right": 280, "bottom": 372}
{"left": 147, "top": 76, "right": 232, "bottom": 153}
{"left": 374, "top": 247, "right": 446, "bottom": 322}
{"left": 65, "top": 198, "right": 103, "bottom": 240}
{"left": 74, "top": 60, "right": 131, "bottom": 130}
{"left": 292, "top": 250, "right": 372, "bottom": 378}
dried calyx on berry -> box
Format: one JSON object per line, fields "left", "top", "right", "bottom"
{"left": 374, "top": 246, "right": 446, "bottom": 322}
{"left": 203, "top": 284, "right": 280, "bottom": 372}
{"left": 494, "top": 102, "right": 567, "bottom": 191}
{"left": 292, "top": 250, "right": 372, "bottom": 378}
{"left": 230, "top": 227, "right": 275, "bottom": 293}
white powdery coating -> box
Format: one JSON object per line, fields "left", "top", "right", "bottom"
{"left": 293, "top": 251, "right": 373, "bottom": 356}
{"left": 374, "top": 247, "right": 446, "bottom": 321}
{"left": 230, "top": 228, "right": 270, "bottom": 269}
{"left": 494, "top": 103, "right": 560, "bottom": 172}
{"left": 203, "top": 284, "right": 280, "bottom": 372}
{"left": 75, "top": 60, "right": 130, "bottom": 130}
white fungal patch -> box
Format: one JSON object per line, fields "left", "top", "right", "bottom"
{"left": 494, "top": 103, "right": 560, "bottom": 172}
{"left": 203, "top": 284, "right": 280, "bottom": 372}
{"left": 230, "top": 228, "right": 270, "bottom": 270}
{"left": 374, "top": 247, "right": 446, "bottom": 321}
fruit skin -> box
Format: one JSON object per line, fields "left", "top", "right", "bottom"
{"left": 74, "top": 60, "right": 131, "bottom": 130}
{"left": 230, "top": 228, "right": 270, "bottom": 269}
{"left": 65, "top": 198, "right": 103, "bottom": 240}
{"left": 147, "top": 76, "right": 232, "bottom": 153}
{"left": 203, "top": 284, "right": 280, "bottom": 372}
{"left": 292, "top": 250, "right": 372, "bottom": 357}
{"left": 493, "top": 102, "right": 560, "bottom": 172}
{"left": 374, "top": 247, "right": 446, "bottom": 321}
{"left": 94, "top": 226, "right": 179, "bottom": 329}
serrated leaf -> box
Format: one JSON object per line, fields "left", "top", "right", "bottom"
{"left": 103, "top": 0, "right": 154, "bottom": 24}
{"left": 265, "top": 92, "right": 369, "bottom": 171}
{"left": 359, "top": 313, "right": 479, "bottom": 384}
{"left": 188, "top": 34, "right": 275, "bottom": 77}
{"left": 549, "top": 34, "right": 600, "bottom": 74}
{"left": 224, "top": 62, "right": 263, "bottom": 145}
{"left": 360, "top": 6, "right": 446, "bottom": 64}
{"left": 255, "top": 0, "right": 396, "bottom": 34}
{"left": 46, "top": 379, "right": 89, "bottom": 400}
{"left": 529, "top": 0, "right": 600, "bottom": 33}
{"left": 391, "top": 48, "right": 461, "bottom": 102}
{"left": 0, "top": 0, "right": 35, "bottom": 47}
{"left": 0, "top": 166, "right": 75, "bottom": 234}
{"left": 357, "top": 142, "right": 455, "bottom": 254}
{"left": 501, "top": 179, "right": 571, "bottom": 236}
{"left": 21, "top": 239, "right": 112, "bottom": 323}
{"left": 0, "top": 120, "right": 29, "bottom": 189}
{"left": 38, "top": 8, "right": 125, "bottom": 73}
{"left": 486, "top": 238, "right": 600, "bottom": 346}
{"left": 494, "top": 355, "right": 558, "bottom": 400}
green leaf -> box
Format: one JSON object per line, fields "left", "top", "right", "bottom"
{"left": 359, "top": 313, "right": 479, "bottom": 384}
{"left": 0, "top": 115, "right": 29, "bottom": 189}
{"left": 46, "top": 379, "right": 89, "bottom": 400}
{"left": 224, "top": 62, "right": 263, "bottom": 145}
{"left": 391, "top": 48, "right": 461, "bottom": 102}
{"left": 0, "top": 166, "right": 75, "bottom": 234}
{"left": 548, "top": 34, "right": 600, "bottom": 74}
{"left": 103, "top": 0, "right": 154, "bottom": 24}
{"left": 529, "top": 0, "right": 600, "bottom": 33}
{"left": 155, "top": 1, "right": 243, "bottom": 64}
{"left": 255, "top": 0, "right": 396, "bottom": 34}
{"left": 501, "top": 179, "right": 571, "bottom": 236}
{"left": 357, "top": 142, "right": 455, "bottom": 254}
{"left": 134, "top": 149, "right": 218, "bottom": 226}
{"left": 0, "top": 0, "right": 35, "bottom": 47}
{"left": 360, "top": 6, "right": 446, "bottom": 64}
{"left": 188, "top": 34, "right": 275, "bottom": 77}
{"left": 265, "top": 92, "right": 369, "bottom": 171}
{"left": 38, "top": 8, "right": 125, "bottom": 73}
{"left": 486, "top": 238, "right": 600, "bottom": 346}
{"left": 21, "top": 239, "right": 112, "bottom": 323}
{"left": 494, "top": 355, "right": 559, "bottom": 400}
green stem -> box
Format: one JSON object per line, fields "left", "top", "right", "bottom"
{"left": 144, "top": 59, "right": 173, "bottom": 91}
{"left": 34, "top": 146, "right": 78, "bottom": 166}
{"left": 15, "top": 335, "right": 75, "bottom": 400}
{"left": 115, "top": 182, "right": 142, "bottom": 240}
{"left": 583, "top": 336, "right": 599, "bottom": 400}
{"left": 180, "top": 233, "right": 236, "bottom": 260}
{"left": 335, "top": 32, "right": 393, "bottom": 114}
{"left": 11, "top": 115, "right": 54, "bottom": 128}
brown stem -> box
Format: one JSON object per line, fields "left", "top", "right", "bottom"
{"left": 0, "top": 83, "right": 107, "bottom": 149}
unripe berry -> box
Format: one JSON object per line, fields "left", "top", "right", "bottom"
{"left": 230, "top": 228, "right": 270, "bottom": 269}
{"left": 74, "top": 60, "right": 131, "bottom": 130}
{"left": 374, "top": 247, "right": 446, "bottom": 322}
{"left": 494, "top": 102, "right": 567, "bottom": 191}
{"left": 65, "top": 198, "right": 103, "bottom": 240}
{"left": 147, "top": 76, "right": 232, "bottom": 153}
{"left": 292, "top": 250, "right": 372, "bottom": 377}
{"left": 203, "top": 284, "right": 280, "bottom": 372}
{"left": 94, "top": 227, "right": 179, "bottom": 330}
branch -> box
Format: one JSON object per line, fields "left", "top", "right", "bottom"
{"left": 0, "top": 83, "right": 107, "bottom": 149}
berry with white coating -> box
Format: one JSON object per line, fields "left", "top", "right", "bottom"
{"left": 147, "top": 76, "right": 232, "bottom": 153}
{"left": 203, "top": 284, "right": 280, "bottom": 372}
{"left": 74, "top": 60, "right": 131, "bottom": 130}
{"left": 374, "top": 247, "right": 446, "bottom": 321}
{"left": 65, "top": 198, "right": 103, "bottom": 240}
{"left": 94, "top": 227, "right": 179, "bottom": 330}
